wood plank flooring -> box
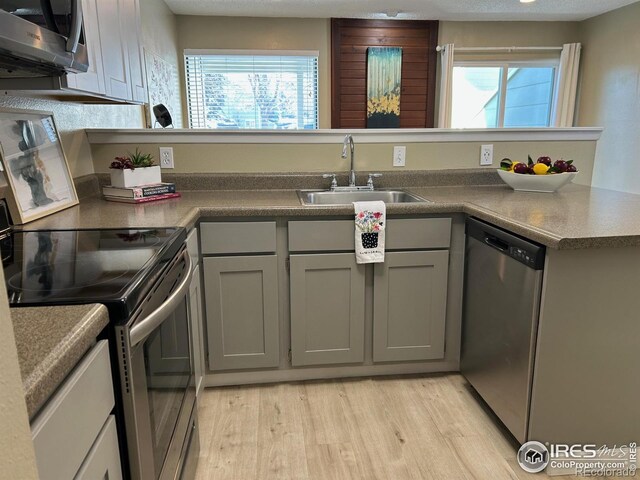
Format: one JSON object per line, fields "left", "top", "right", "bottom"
{"left": 194, "top": 374, "right": 591, "bottom": 480}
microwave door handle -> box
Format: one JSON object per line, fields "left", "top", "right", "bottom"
{"left": 66, "top": 0, "right": 83, "bottom": 53}
{"left": 40, "top": 0, "right": 60, "bottom": 33}
{"left": 129, "top": 251, "right": 193, "bottom": 348}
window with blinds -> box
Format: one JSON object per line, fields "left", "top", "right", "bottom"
{"left": 185, "top": 50, "right": 319, "bottom": 130}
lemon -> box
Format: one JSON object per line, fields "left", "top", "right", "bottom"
{"left": 533, "top": 163, "right": 550, "bottom": 175}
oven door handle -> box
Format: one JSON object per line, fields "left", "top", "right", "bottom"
{"left": 129, "top": 251, "right": 193, "bottom": 348}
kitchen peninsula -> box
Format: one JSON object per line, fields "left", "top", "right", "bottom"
{"left": 16, "top": 154, "right": 640, "bottom": 450}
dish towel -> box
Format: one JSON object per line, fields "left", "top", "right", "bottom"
{"left": 354, "top": 201, "right": 386, "bottom": 264}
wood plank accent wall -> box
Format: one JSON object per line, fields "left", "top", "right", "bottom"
{"left": 331, "top": 19, "right": 439, "bottom": 129}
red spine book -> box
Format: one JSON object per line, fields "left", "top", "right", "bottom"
{"left": 103, "top": 192, "right": 181, "bottom": 204}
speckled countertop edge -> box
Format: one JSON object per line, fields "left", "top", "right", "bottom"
{"left": 192, "top": 200, "right": 636, "bottom": 250}
{"left": 11, "top": 304, "right": 110, "bottom": 420}
{"left": 20, "top": 185, "right": 640, "bottom": 250}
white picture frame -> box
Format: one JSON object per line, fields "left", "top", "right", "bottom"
{"left": 0, "top": 108, "right": 78, "bottom": 224}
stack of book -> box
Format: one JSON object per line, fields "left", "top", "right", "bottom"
{"left": 102, "top": 182, "right": 180, "bottom": 204}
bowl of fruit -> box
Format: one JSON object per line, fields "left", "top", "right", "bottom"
{"left": 497, "top": 156, "right": 578, "bottom": 193}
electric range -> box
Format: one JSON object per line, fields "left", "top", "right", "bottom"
{"left": 1, "top": 216, "right": 199, "bottom": 480}
{"left": 2, "top": 227, "right": 185, "bottom": 318}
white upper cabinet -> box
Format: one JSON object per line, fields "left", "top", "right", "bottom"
{"left": 62, "top": 0, "right": 147, "bottom": 103}
{"left": 122, "top": 0, "right": 147, "bottom": 103}
{"left": 64, "top": 0, "right": 106, "bottom": 95}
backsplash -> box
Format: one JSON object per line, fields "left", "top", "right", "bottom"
{"left": 0, "top": 95, "right": 143, "bottom": 182}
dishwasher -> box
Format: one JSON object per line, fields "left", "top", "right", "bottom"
{"left": 461, "top": 217, "right": 545, "bottom": 444}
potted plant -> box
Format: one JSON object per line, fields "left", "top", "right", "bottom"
{"left": 109, "top": 148, "right": 161, "bottom": 188}
{"left": 355, "top": 210, "right": 384, "bottom": 248}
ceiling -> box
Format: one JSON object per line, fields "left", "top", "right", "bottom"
{"left": 164, "top": 0, "right": 639, "bottom": 21}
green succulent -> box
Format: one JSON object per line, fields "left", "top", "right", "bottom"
{"left": 128, "top": 148, "right": 155, "bottom": 168}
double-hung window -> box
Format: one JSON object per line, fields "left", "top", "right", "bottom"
{"left": 185, "top": 50, "right": 319, "bottom": 130}
{"left": 451, "top": 57, "right": 559, "bottom": 128}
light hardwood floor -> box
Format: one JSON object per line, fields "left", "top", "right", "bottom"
{"left": 194, "top": 374, "right": 594, "bottom": 480}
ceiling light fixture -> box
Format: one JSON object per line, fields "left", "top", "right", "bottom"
{"left": 520, "top": 0, "right": 536, "bottom": 3}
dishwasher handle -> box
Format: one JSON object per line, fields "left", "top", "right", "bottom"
{"left": 484, "top": 235, "right": 509, "bottom": 252}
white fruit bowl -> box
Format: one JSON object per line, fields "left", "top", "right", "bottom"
{"left": 497, "top": 169, "right": 578, "bottom": 193}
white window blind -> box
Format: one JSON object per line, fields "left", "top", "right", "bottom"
{"left": 185, "top": 51, "right": 319, "bottom": 130}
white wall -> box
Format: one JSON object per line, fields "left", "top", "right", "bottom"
{"left": 576, "top": 1, "right": 640, "bottom": 194}
{"left": 140, "top": 0, "right": 183, "bottom": 128}
{"left": 0, "top": 267, "right": 39, "bottom": 479}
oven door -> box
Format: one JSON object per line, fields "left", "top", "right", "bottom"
{"left": 117, "top": 249, "right": 197, "bottom": 480}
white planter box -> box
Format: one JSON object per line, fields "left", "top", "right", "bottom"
{"left": 109, "top": 166, "right": 161, "bottom": 188}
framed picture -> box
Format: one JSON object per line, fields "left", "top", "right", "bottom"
{"left": 367, "top": 46, "right": 402, "bottom": 128}
{"left": 0, "top": 108, "right": 78, "bottom": 224}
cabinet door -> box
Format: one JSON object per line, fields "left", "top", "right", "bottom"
{"left": 189, "top": 265, "right": 205, "bottom": 396}
{"left": 290, "top": 254, "right": 365, "bottom": 366}
{"left": 74, "top": 416, "right": 122, "bottom": 480}
{"left": 204, "top": 256, "right": 280, "bottom": 370}
{"left": 64, "top": 0, "right": 106, "bottom": 95}
{"left": 122, "top": 0, "right": 147, "bottom": 103}
{"left": 95, "top": 0, "right": 131, "bottom": 100}
{"left": 373, "top": 251, "right": 449, "bottom": 362}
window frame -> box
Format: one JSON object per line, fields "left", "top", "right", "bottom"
{"left": 184, "top": 49, "right": 320, "bottom": 130}
{"left": 451, "top": 57, "right": 560, "bottom": 128}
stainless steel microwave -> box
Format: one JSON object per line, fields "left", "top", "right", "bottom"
{"left": 0, "top": 0, "right": 89, "bottom": 77}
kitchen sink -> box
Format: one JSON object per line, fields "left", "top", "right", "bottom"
{"left": 297, "top": 189, "right": 429, "bottom": 205}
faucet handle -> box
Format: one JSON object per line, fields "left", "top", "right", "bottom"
{"left": 322, "top": 173, "right": 338, "bottom": 190}
{"left": 367, "top": 173, "right": 383, "bottom": 189}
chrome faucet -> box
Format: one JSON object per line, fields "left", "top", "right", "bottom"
{"left": 341, "top": 134, "right": 356, "bottom": 187}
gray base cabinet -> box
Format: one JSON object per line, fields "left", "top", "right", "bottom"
{"left": 373, "top": 251, "right": 449, "bottom": 362}
{"left": 204, "top": 255, "right": 280, "bottom": 370}
{"left": 31, "top": 341, "right": 120, "bottom": 480}
{"left": 74, "top": 416, "right": 122, "bottom": 480}
{"left": 290, "top": 253, "right": 366, "bottom": 366}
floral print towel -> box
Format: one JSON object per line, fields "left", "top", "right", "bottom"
{"left": 354, "top": 201, "right": 386, "bottom": 264}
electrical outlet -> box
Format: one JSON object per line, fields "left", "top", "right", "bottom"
{"left": 159, "top": 147, "right": 174, "bottom": 169}
{"left": 480, "top": 144, "right": 493, "bottom": 166}
{"left": 393, "top": 146, "right": 406, "bottom": 167}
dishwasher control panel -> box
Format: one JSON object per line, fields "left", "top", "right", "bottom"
{"left": 509, "top": 246, "right": 540, "bottom": 268}
{"left": 467, "top": 217, "right": 546, "bottom": 270}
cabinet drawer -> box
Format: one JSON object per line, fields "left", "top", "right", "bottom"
{"left": 288, "top": 218, "right": 451, "bottom": 252}
{"left": 201, "top": 222, "right": 276, "bottom": 254}
{"left": 31, "top": 340, "right": 114, "bottom": 480}
{"left": 387, "top": 218, "right": 451, "bottom": 250}
{"left": 288, "top": 220, "right": 353, "bottom": 252}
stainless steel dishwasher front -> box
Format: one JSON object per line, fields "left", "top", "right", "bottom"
{"left": 461, "top": 217, "right": 545, "bottom": 444}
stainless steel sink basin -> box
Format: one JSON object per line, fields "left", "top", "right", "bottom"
{"left": 297, "top": 189, "right": 429, "bottom": 205}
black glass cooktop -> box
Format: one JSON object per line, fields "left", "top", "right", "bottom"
{"left": 2, "top": 227, "right": 186, "bottom": 319}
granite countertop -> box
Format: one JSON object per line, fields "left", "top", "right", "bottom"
{"left": 22, "top": 183, "right": 640, "bottom": 249}
{"left": 11, "top": 304, "right": 109, "bottom": 420}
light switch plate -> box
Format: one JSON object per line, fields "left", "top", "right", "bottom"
{"left": 393, "top": 146, "right": 406, "bottom": 167}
